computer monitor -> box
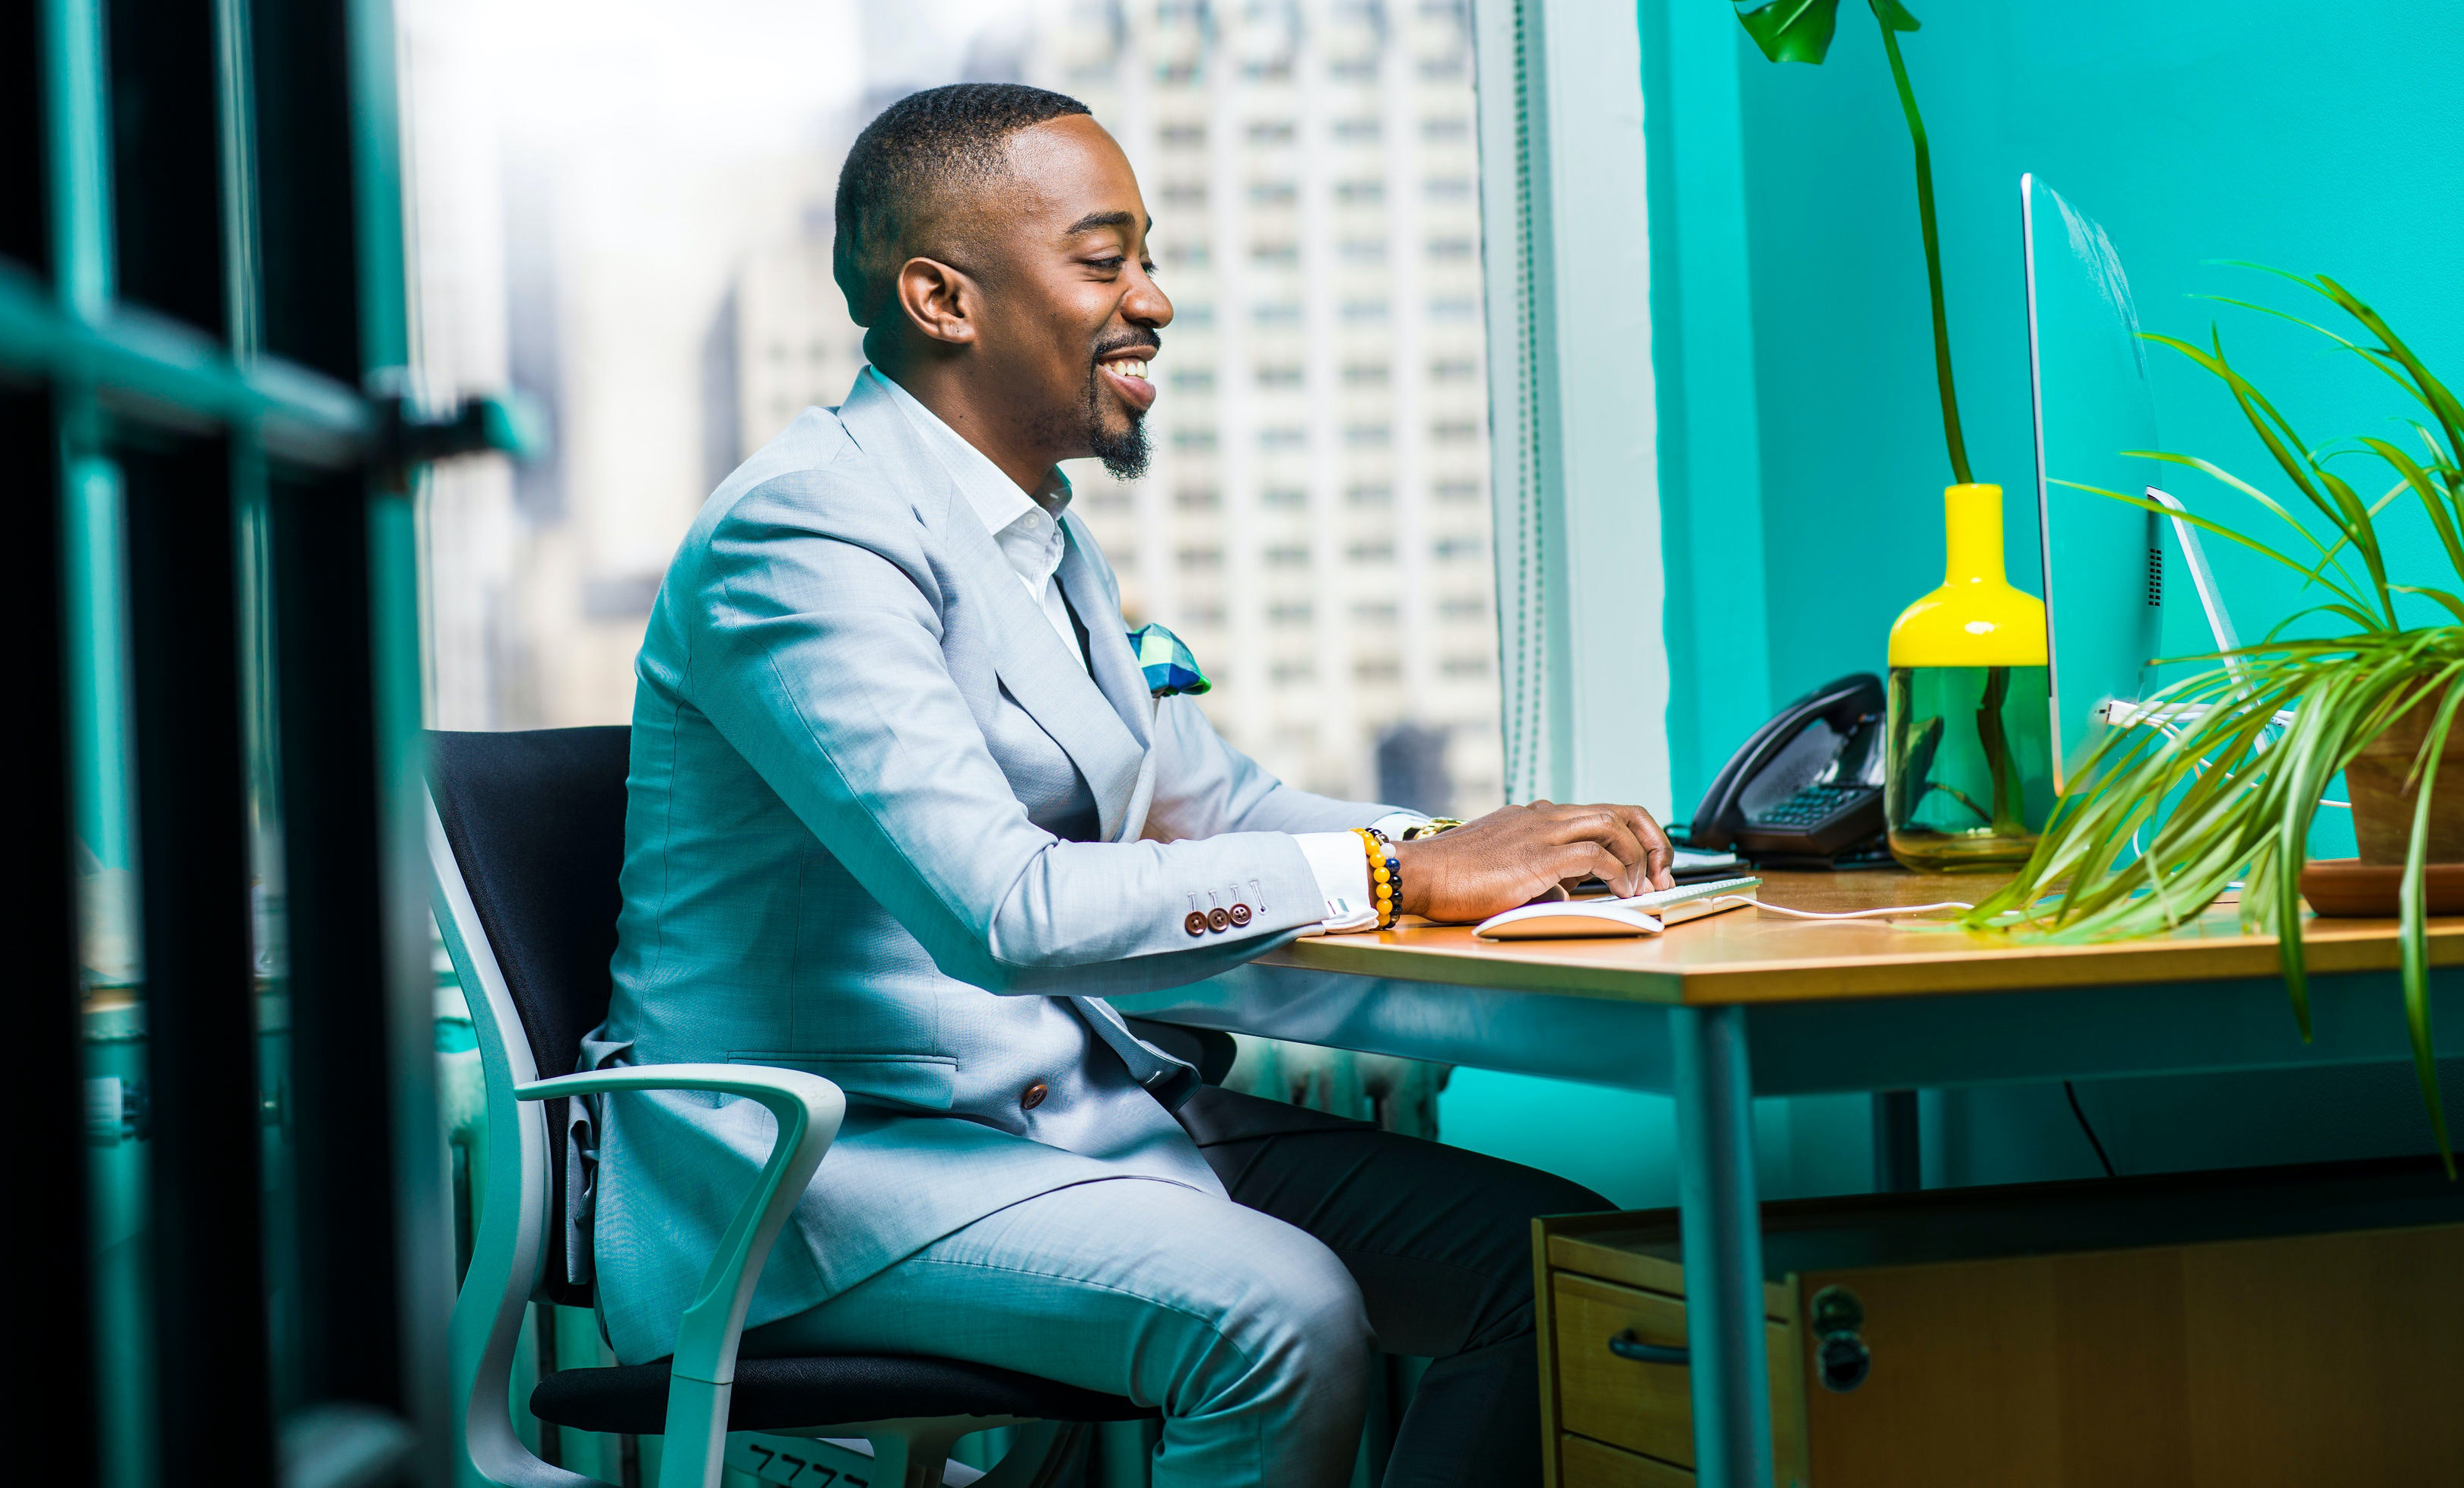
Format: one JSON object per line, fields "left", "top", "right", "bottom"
{"left": 2022, "top": 173, "right": 2239, "bottom": 789}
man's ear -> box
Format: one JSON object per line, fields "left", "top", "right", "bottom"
{"left": 895, "top": 257, "right": 977, "bottom": 348}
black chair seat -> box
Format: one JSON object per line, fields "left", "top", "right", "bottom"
{"left": 533, "top": 1355, "right": 1157, "bottom": 1434}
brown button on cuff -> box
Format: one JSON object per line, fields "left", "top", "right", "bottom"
{"left": 1184, "top": 911, "right": 1209, "bottom": 936}
{"left": 1020, "top": 1080, "right": 1049, "bottom": 1111}
{"left": 1207, "top": 907, "right": 1232, "bottom": 932}
{"left": 1228, "top": 903, "right": 1252, "bottom": 927}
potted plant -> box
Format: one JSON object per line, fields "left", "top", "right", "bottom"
{"left": 1971, "top": 271, "right": 2463, "bottom": 1167}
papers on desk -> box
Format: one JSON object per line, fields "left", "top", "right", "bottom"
{"left": 1671, "top": 847, "right": 1743, "bottom": 880}
{"left": 1474, "top": 876, "right": 1762, "bottom": 940}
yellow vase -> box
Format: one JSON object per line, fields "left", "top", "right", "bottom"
{"left": 1884, "top": 484, "right": 2057, "bottom": 873}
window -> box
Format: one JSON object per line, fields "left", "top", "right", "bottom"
{"left": 1270, "top": 603, "right": 1315, "bottom": 625}
{"left": 1031, "top": 0, "right": 1497, "bottom": 806}
{"left": 1179, "top": 546, "right": 1227, "bottom": 571}
{"left": 1171, "top": 367, "right": 1217, "bottom": 392}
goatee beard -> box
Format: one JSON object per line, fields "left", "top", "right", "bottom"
{"left": 1080, "top": 359, "right": 1150, "bottom": 479}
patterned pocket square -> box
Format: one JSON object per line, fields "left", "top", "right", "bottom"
{"left": 1127, "top": 622, "right": 1211, "bottom": 698}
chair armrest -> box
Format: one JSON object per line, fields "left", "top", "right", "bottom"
{"left": 517, "top": 1065, "right": 844, "bottom": 1391}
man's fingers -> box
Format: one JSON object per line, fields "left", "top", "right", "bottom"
{"left": 1547, "top": 841, "right": 1633, "bottom": 896}
{"left": 1610, "top": 804, "right": 1674, "bottom": 884}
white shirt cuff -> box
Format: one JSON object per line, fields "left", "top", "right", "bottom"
{"left": 1292, "top": 831, "right": 1381, "bottom": 933}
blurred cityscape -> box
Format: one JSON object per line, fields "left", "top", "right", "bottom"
{"left": 403, "top": 0, "right": 1501, "bottom": 812}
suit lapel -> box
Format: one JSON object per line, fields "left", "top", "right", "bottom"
{"left": 1060, "top": 520, "right": 1155, "bottom": 749}
{"left": 842, "top": 376, "right": 1147, "bottom": 842}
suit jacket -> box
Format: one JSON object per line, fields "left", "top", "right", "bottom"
{"left": 586, "top": 370, "right": 1389, "bottom": 1364}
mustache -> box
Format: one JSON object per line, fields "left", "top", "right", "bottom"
{"left": 1090, "top": 329, "right": 1162, "bottom": 364}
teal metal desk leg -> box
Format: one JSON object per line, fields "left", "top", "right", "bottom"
{"left": 1671, "top": 1004, "right": 1775, "bottom": 1488}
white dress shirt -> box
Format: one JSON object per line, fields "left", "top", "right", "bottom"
{"left": 872, "top": 367, "right": 1418, "bottom": 932}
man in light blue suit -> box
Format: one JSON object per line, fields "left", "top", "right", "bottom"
{"left": 586, "top": 84, "right": 1677, "bottom": 1486}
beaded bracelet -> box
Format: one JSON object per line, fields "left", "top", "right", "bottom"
{"left": 1353, "top": 826, "right": 1401, "bottom": 930}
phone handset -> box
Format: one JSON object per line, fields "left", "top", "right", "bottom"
{"left": 1686, "top": 672, "right": 1888, "bottom": 863}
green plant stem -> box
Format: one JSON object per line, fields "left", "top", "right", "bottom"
{"left": 1977, "top": 665, "right": 2023, "bottom": 831}
{"left": 1876, "top": 14, "right": 1971, "bottom": 486}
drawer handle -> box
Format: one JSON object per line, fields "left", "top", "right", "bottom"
{"left": 1607, "top": 1331, "right": 1690, "bottom": 1367}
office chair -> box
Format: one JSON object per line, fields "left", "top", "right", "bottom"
{"left": 428, "top": 727, "right": 1157, "bottom": 1488}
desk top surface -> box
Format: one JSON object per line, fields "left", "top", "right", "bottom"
{"left": 1256, "top": 870, "right": 2464, "bottom": 1006}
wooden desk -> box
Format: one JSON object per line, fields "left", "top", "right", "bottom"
{"left": 1111, "top": 869, "right": 2464, "bottom": 1488}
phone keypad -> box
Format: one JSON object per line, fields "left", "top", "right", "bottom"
{"left": 1751, "top": 785, "right": 1868, "bottom": 828}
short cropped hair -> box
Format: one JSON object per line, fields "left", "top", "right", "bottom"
{"left": 833, "top": 84, "right": 1093, "bottom": 329}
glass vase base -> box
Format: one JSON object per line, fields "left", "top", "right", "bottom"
{"left": 1887, "top": 827, "right": 2038, "bottom": 874}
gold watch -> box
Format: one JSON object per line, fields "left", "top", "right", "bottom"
{"left": 1399, "top": 818, "right": 1464, "bottom": 841}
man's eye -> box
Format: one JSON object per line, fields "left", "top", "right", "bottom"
{"left": 1091, "top": 256, "right": 1127, "bottom": 271}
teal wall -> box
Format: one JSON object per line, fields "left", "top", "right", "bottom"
{"left": 1445, "top": 0, "right": 2464, "bottom": 1199}
{"left": 1717, "top": 0, "right": 2464, "bottom": 767}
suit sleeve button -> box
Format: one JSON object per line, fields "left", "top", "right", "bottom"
{"left": 1020, "top": 1080, "right": 1049, "bottom": 1111}
{"left": 1207, "top": 908, "right": 1232, "bottom": 932}
{"left": 1184, "top": 911, "right": 1210, "bottom": 936}
{"left": 1228, "top": 903, "right": 1252, "bottom": 927}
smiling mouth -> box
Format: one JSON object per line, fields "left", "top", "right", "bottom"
{"left": 1097, "top": 355, "right": 1157, "bottom": 412}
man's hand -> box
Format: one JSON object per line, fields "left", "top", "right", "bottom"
{"left": 1390, "top": 801, "right": 1676, "bottom": 924}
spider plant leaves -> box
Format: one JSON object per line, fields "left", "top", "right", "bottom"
{"left": 2052, "top": 477, "right": 2367, "bottom": 612}
{"left": 2399, "top": 679, "right": 2464, "bottom": 1175}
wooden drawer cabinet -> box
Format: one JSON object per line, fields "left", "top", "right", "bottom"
{"left": 1534, "top": 1157, "right": 2464, "bottom": 1488}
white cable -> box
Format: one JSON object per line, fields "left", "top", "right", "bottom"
{"left": 1719, "top": 896, "right": 1973, "bottom": 920}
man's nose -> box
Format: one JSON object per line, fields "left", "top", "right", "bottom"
{"left": 1124, "top": 264, "right": 1172, "bottom": 329}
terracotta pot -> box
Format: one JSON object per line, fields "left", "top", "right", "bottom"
{"left": 2345, "top": 691, "right": 2464, "bottom": 864}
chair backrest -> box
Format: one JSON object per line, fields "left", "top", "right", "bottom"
{"left": 428, "top": 725, "right": 631, "bottom": 1305}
